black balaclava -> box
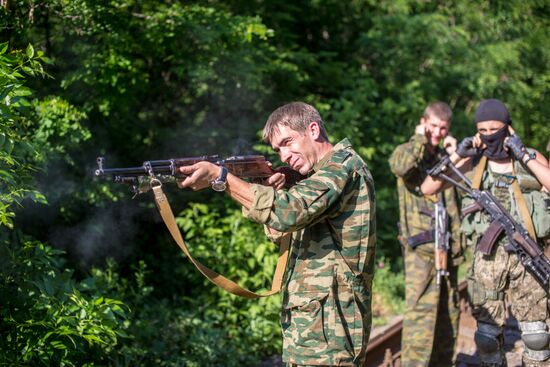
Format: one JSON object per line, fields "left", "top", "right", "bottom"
{"left": 474, "top": 99, "right": 511, "bottom": 160}
{"left": 479, "top": 125, "right": 510, "bottom": 160}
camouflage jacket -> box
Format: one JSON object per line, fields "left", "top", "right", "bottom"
{"left": 388, "top": 134, "right": 463, "bottom": 260}
{"left": 246, "top": 138, "right": 376, "bottom": 366}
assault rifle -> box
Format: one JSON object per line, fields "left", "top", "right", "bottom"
{"left": 95, "top": 155, "right": 296, "bottom": 195}
{"left": 434, "top": 196, "right": 450, "bottom": 288}
{"left": 95, "top": 154, "right": 299, "bottom": 298}
{"left": 428, "top": 156, "right": 550, "bottom": 289}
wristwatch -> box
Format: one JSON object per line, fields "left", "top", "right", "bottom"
{"left": 523, "top": 152, "right": 536, "bottom": 165}
{"left": 211, "top": 166, "right": 228, "bottom": 192}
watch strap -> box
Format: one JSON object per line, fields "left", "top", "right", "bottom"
{"left": 523, "top": 152, "right": 536, "bottom": 164}
{"left": 211, "top": 166, "right": 228, "bottom": 191}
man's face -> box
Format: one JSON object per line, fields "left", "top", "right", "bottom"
{"left": 476, "top": 120, "right": 506, "bottom": 136}
{"left": 270, "top": 124, "right": 317, "bottom": 175}
{"left": 421, "top": 114, "right": 450, "bottom": 147}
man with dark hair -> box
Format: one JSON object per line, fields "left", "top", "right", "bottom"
{"left": 389, "top": 101, "right": 463, "bottom": 367}
{"left": 178, "top": 101, "right": 377, "bottom": 366}
{"left": 422, "top": 99, "right": 550, "bottom": 367}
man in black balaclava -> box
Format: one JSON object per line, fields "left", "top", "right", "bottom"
{"left": 421, "top": 99, "right": 550, "bottom": 366}
{"left": 474, "top": 98, "right": 512, "bottom": 160}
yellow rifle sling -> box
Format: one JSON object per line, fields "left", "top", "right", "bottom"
{"left": 152, "top": 184, "right": 290, "bottom": 299}
{"left": 511, "top": 162, "right": 537, "bottom": 240}
{"left": 472, "top": 155, "right": 487, "bottom": 190}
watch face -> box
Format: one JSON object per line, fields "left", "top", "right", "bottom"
{"left": 212, "top": 181, "right": 226, "bottom": 192}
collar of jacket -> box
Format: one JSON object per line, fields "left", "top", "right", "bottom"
{"left": 312, "top": 138, "right": 351, "bottom": 172}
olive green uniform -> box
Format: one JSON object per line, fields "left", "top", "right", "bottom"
{"left": 389, "top": 133, "right": 463, "bottom": 367}
{"left": 246, "top": 139, "right": 376, "bottom": 366}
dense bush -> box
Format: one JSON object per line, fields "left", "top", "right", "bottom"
{"left": 0, "top": 239, "right": 128, "bottom": 366}
{"left": 0, "top": 41, "right": 128, "bottom": 366}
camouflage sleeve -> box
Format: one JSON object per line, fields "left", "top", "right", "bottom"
{"left": 242, "top": 205, "right": 285, "bottom": 244}
{"left": 263, "top": 226, "right": 285, "bottom": 244}
{"left": 388, "top": 134, "right": 428, "bottom": 179}
{"left": 245, "top": 161, "right": 351, "bottom": 232}
{"left": 243, "top": 184, "right": 276, "bottom": 224}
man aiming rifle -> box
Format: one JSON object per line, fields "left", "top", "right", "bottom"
{"left": 177, "top": 102, "right": 377, "bottom": 367}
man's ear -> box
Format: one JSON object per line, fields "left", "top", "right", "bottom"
{"left": 308, "top": 121, "right": 321, "bottom": 139}
{"left": 420, "top": 116, "right": 427, "bottom": 125}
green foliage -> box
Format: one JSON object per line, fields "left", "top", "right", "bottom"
{"left": 112, "top": 298, "right": 263, "bottom": 367}
{"left": 0, "top": 239, "right": 128, "bottom": 366}
{"left": 0, "top": 42, "right": 127, "bottom": 366}
{"left": 43, "top": 1, "right": 281, "bottom": 159}
{"left": 0, "top": 41, "right": 89, "bottom": 228}
{"left": 72, "top": 204, "right": 282, "bottom": 365}
{"left": 175, "top": 202, "right": 282, "bottom": 356}
{"left": 371, "top": 258, "right": 405, "bottom": 327}
{"left": 34, "top": 96, "right": 90, "bottom": 159}
{"left": 0, "top": 42, "right": 48, "bottom": 228}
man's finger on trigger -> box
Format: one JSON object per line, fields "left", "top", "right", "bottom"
{"left": 184, "top": 175, "right": 198, "bottom": 187}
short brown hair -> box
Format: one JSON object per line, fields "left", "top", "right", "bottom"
{"left": 423, "top": 101, "right": 452, "bottom": 122}
{"left": 262, "top": 102, "right": 328, "bottom": 143}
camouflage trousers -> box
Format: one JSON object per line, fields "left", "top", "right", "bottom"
{"left": 401, "top": 244, "right": 460, "bottom": 367}
{"left": 469, "top": 243, "right": 549, "bottom": 365}
{"left": 281, "top": 269, "right": 372, "bottom": 366}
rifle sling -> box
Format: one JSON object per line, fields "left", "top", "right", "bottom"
{"left": 511, "top": 163, "right": 537, "bottom": 239}
{"left": 472, "top": 155, "right": 537, "bottom": 241}
{"left": 471, "top": 155, "right": 487, "bottom": 190}
{"left": 152, "top": 185, "right": 290, "bottom": 299}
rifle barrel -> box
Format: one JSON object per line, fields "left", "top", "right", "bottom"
{"left": 96, "top": 165, "right": 175, "bottom": 177}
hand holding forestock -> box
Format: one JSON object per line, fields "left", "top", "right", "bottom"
{"left": 427, "top": 156, "right": 550, "bottom": 290}
{"left": 95, "top": 155, "right": 292, "bottom": 298}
